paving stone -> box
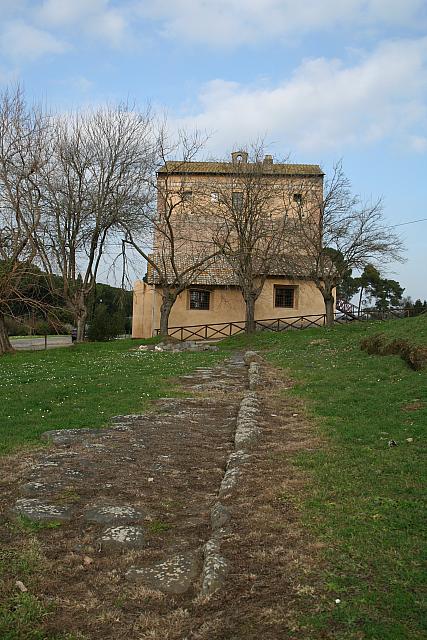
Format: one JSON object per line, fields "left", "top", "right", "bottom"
{"left": 111, "top": 424, "right": 134, "bottom": 432}
{"left": 41, "top": 428, "right": 100, "bottom": 445}
{"left": 235, "top": 423, "right": 260, "bottom": 449}
{"left": 227, "top": 451, "right": 251, "bottom": 468}
{"left": 219, "top": 467, "right": 240, "bottom": 493}
{"left": 100, "top": 525, "right": 145, "bottom": 550}
{"left": 111, "top": 414, "right": 145, "bottom": 422}
{"left": 210, "top": 503, "right": 231, "bottom": 531}
{"left": 243, "top": 350, "right": 262, "bottom": 365}
{"left": 31, "top": 461, "right": 60, "bottom": 470}
{"left": 47, "top": 468, "right": 84, "bottom": 481}
{"left": 83, "top": 503, "right": 144, "bottom": 524}
{"left": 201, "top": 538, "right": 228, "bottom": 595}
{"left": 126, "top": 551, "right": 201, "bottom": 595}
{"left": 43, "top": 451, "right": 79, "bottom": 459}
{"left": 83, "top": 443, "right": 107, "bottom": 450}
{"left": 20, "top": 481, "right": 63, "bottom": 497}
{"left": 12, "top": 498, "right": 75, "bottom": 522}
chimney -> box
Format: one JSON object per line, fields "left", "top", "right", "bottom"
{"left": 231, "top": 151, "right": 248, "bottom": 164}
{"left": 263, "top": 155, "right": 273, "bottom": 165}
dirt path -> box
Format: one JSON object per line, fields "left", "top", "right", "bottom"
{"left": 0, "top": 351, "right": 321, "bottom": 639}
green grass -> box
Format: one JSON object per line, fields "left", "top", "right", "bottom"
{"left": 148, "top": 520, "right": 172, "bottom": 534}
{"left": 223, "top": 315, "right": 426, "bottom": 639}
{"left": 0, "top": 338, "right": 224, "bottom": 455}
{"left": 10, "top": 516, "right": 63, "bottom": 533}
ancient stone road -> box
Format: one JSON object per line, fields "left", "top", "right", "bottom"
{"left": 6, "top": 351, "right": 264, "bottom": 596}
{"left": 1, "top": 349, "right": 320, "bottom": 639}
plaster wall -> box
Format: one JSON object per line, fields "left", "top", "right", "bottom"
{"left": 132, "top": 278, "right": 326, "bottom": 338}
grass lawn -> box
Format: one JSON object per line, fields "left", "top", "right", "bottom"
{"left": 0, "top": 338, "right": 223, "bottom": 455}
{"left": 222, "top": 315, "right": 426, "bottom": 639}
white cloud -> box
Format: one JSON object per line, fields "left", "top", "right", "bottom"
{"left": 38, "top": 0, "right": 105, "bottom": 26}
{"left": 0, "top": 21, "right": 68, "bottom": 60}
{"left": 408, "top": 135, "right": 427, "bottom": 152}
{"left": 69, "top": 75, "right": 93, "bottom": 92}
{"left": 0, "top": 1, "right": 130, "bottom": 60}
{"left": 139, "top": 0, "right": 427, "bottom": 47}
{"left": 175, "top": 38, "right": 427, "bottom": 154}
{"left": 37, "top": 0, "right": 129, "bottom": 47}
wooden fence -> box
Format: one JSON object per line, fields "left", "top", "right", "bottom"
{"left": 156, "top": 307, "right": 421, "bottom": 341}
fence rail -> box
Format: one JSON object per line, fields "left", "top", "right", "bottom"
{"left": 157, "top": 313, "right": 328, "bottom": 341}
{"left": 156, "top": 307, "right": 422, "bottom": 342}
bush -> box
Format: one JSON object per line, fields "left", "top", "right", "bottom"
{"left": 33, "top": 320, "right": 50, "bottom": 335}
{"left": 5, "top": 316, "right": 30, "bottom": 336}
{"left": 360, "top": 333, "right": 427, "bottom": 371}
{"left": 87, "top": 304, "right": 124, "bottom": 342}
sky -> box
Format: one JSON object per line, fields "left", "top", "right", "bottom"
{"left": 0, "top": 0, "right": 426, "bottom": 299}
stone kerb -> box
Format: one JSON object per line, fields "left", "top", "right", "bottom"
{"left": 201, "top": 350, "right": 263, "bottom": 596}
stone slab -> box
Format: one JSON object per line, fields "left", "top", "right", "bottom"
{"left": 12, "top": 498, "right": 75, "bottom": 522}
{"left": 100, "top": 525, "right": 145, "bottom": 549}
{"left": 201, "top": 538, "right": 228, "bottom": 595}
{"left": 125, "top": 551, "right": 201, "bottom": 595}
{"left": 83, "top": 503, "right": 144, "bottom": 525}
{"left": 210, "top": 502, "right": 231, "bottom": 531}
{"left": 41, "top": 428, "right": 100, "bottom": 445}
{"left": 20, "top": 481, "right": 64, "bottom": 497}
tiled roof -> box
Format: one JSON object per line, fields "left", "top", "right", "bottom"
{"left": 146, "top": 255, "right": 309, "bottom": 286}
{"left": 157, "top": 161, "right": 323, "bottom": 177}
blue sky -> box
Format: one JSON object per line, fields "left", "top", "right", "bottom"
{"left": 1, "top": 0, "right": 426, "bottom": 298}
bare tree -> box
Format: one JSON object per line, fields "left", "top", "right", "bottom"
{"left": 289, "top": 162, "right": 405, "bottom": 325}
{"left": 122, "top": 128, "right": 220, "bottom": 336}
{"left": 0, "top": 87, "right": 49, "bottom": 355}
{"left": 36, "top": 105, "right": 153, "bottom": 342}
{"left": 210, "top": 146, "right": 296, "bottom": 333}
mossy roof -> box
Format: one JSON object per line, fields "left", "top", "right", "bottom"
{"left": 158, "top": 161, "right": 323, "bottom": 177}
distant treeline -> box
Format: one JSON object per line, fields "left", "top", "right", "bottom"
{"left": 4, "top": 265, "right": 132, "bottom": 337}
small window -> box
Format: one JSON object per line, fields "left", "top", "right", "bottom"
{"left": 189, "top": 289, "right": 210, "bottom": 310}
{"left": 182, "top": 190, "right": 192, "bottom": 203}
{"left": 211, "top": 192, "right": 219, "bottom": 203}
{"left": 293, "top": 193, "right": 303, "bottom": 204}
{"left": 275, "top": 286, "right": 295, "bottom": 308}
{"left": 232, "top": 191, "right": 243, "bottom": 210}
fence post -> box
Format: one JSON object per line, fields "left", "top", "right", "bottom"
{"left": 44, "top": 334, "right": 47, "bottom": 350}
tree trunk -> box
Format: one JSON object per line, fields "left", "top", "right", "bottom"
{"left": 358, "top": 286, "right": 364, "bottom": 315}
{"left": 76, "top": 309, "right": 87, "bottom": 342}
{"left": 159, "top": 291, "right": 176, "bottom": 337}
{"left": 324, "top": 293, "right": 335, "bottom": 326}
{"left": 73, "top": 289, "right": 89, "bottom": 343}
{"left": 0, "top": 313, "right": 14, "bottom": 355}
{"left": 245, "top": 295, "right": 256, "bottom": 333}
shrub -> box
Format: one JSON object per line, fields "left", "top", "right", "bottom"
{"left": 360, "top": 333, "right": 427, "bottom": 371}
{"left": 33, "top": 320, "right": 50, "bottom": 335}
{"left": 87, "top": 304, "right": 124, "bottom": 341}
{"left": 5, "top": 316, "right": 30, "bottom": 336}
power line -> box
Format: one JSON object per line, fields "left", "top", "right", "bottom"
{"left": 391, "top": 217, "right": 427, "bottom": 228}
